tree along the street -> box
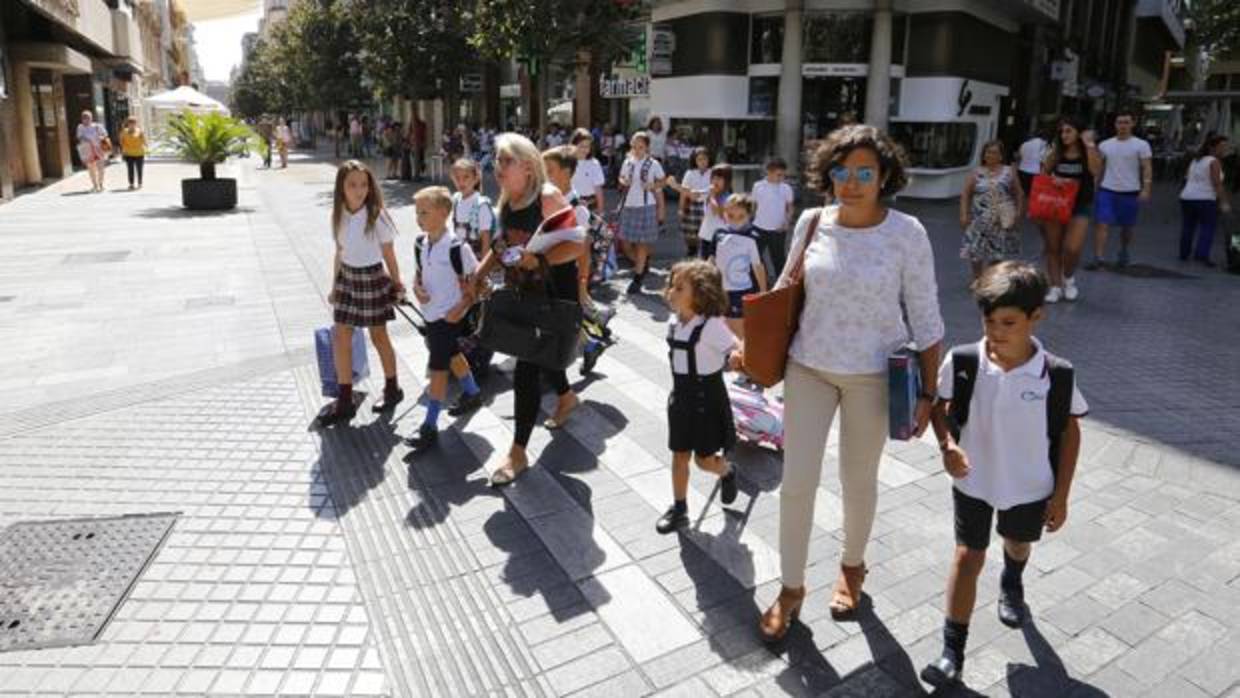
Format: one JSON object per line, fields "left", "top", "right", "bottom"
{"left": 469, "top": 0, "right": 643, "bottom": 130}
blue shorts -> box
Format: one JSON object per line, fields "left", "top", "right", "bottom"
{"left": 726, "top": 289, "right": 753, "bottom": 319}
{"left": 1095, "top": 189, "right": 1140, "bottom": 227}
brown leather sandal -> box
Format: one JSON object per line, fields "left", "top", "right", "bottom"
{"left": 759, "top": 586, "right": 806, "bottom": 642}
{"left": 828, "top": 563, "right": 867, "bottom": 618}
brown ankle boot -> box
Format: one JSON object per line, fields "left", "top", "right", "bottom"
{"left": 828, "top": 563, "right": 867, "bottom": 617}
{"left": 759, "top": 585, "right": 806, "bottom": 642}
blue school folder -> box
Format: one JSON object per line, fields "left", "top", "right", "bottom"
{"left": 315, "top": 326, "right": 370, "bottom": 398}
{"left": 888, "top": 346, "right": 921, "bottom": 441}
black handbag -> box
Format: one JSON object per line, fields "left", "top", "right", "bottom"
{"left": 476, "top": 263, "right": 582, "bottom": 371}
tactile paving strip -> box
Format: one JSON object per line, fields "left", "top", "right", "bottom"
{"left": 0, "top": 513, "right": 178, "bottom": 652}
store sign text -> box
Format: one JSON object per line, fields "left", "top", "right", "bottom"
{"left": 600, "top": 75, "right": 650, "bottom": 99}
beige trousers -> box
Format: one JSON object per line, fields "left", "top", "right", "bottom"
{"left": 780, "top": 360, "right": 888, "bottom": 586}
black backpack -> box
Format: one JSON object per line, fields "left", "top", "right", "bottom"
{"left": 947, "top": 344, "right": 1076, "bottom": 479}
{"left": 414, "top": 235, "right": 465, "bottom": 284}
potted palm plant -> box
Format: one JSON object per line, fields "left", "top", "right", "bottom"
{"left": 165, "top": 110, "right": 259, "bottom": 210}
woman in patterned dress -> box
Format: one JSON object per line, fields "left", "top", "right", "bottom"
{"left": 959, "top": 140, "right": 1025, "bottom": 278}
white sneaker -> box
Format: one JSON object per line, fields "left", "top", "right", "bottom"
{"left": 1045, "top": 286, "right": 1063, "bottom": 304}
{"left": 1063, "top": 277, "right": 1079, "bottom": 302}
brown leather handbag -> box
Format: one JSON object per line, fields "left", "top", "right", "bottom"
{"left": 741, "top": 209, "right": 822, "bottom": 387}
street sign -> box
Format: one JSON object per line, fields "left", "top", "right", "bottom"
{"left": 600, "top": 75, "right": 650, "bottom": 99}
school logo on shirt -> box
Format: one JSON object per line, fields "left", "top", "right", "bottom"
{"left": 1021, "top": 390, "right": 1047, "bottom": 402}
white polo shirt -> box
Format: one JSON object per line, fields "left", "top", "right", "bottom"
{"left": 668, "top": 315, "right": 738, "bottom": 376}
{"left": 936, "top": 338, "right": 1089, "bottom": 510}
{"left": 711, "top": 228, "right": 763, "bottom": 292}
{"left": 337, "top": 208, "right": 397, "bottom": 267}
{"left": 751, "top": 179, "right": 794, "bottom": 230}
{"left": 415, "top": 230, "right": 478, "bottom": 323}
{"left": 571, "top": 158, "right": 606, "bottom": 199}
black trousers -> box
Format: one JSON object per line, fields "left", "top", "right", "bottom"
{"left": 513, "top": 360, "right": 571, "bottom": 446}
{"left": 756, "top": 227, "right": 788, "bottom": 278}
{"left": 124, "top": 156, "right": 144, "bottom": 186}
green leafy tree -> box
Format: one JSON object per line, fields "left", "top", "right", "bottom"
{"left": 353, "top": 0, "right": 475, "bottom": 110}
{"left": 283, "top": 1, "right": 372, "bottom": 113}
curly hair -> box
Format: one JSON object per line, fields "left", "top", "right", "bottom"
{"left": 666, "top": 259, "right": 728, "bottom": 318}
{"left": 806, "top": 124, "right": 909, "bottom": 198}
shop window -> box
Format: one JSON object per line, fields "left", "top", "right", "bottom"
{"left": 888, "top": 122, "right": 977, "bottom": 169}
{"left": 749, "top": 77, "right": 779, "bottom": 117}
{"left": 751, "top": 15, "right": 784, "bottom": 64}
{"left": 804, "top": 14, "right": 872, "bottom": 64}
{"left": 669, "top": 118, "right": 776, "bottom": 166}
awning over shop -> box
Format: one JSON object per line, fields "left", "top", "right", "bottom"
{"left": 178, "top": 0, "right": 261, "bottom": 22}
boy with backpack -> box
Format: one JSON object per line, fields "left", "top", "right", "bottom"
{"left": 921, "top": 261, "right": 1088, "bottom": 688}
{"left": 405, "top": 187, "right": 485, "bottom": 454}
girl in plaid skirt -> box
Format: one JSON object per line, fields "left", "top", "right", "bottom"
{"left": 618, "top": 132, "right": 667, "bottom": 294}
{"left": 677, "top": 147, "right": 712, "bottom": 257}
{"left": 321, "top": 160, "right": 406, "bottom": 427}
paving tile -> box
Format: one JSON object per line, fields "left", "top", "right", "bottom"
{"left": 544, "top": 646, "right": 631, "bottom": 697}
{"left": 579, "top": 565, "right": 700, "bottom": 664}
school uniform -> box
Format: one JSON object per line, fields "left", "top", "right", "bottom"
{"left": 751, "top": 179, "right": 794, "bottom": 275}
{"left": 619, "top": 156, "right": 665, "bottom": 244}
{"left": 936, "top": 338, "right": 1088, "bottom": 550}
{"left": 667, "top": 315, "right": 739, "bottom": 456}
{"left": 571, "top": 158, "right": 606, "bottom": 210}
{"left": 706, "top": 225, "right": 763, "bottom": 319}
{"left": 332, "top": 209, "right": 399, "bottom": 327}
{"left": 680, "top": 168, "right": 711, "bottom": 248}
{"left": 452, "top": 191, "right": 495, "bottom": 259}
{"left": 415, "top": 230, "right": 479, "bottom": 371}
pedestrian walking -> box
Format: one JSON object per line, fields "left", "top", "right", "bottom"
{"left": 677, "top": 147, "right": 713, "bottom": 257}
{"left": 1179, "top": 135, "right": 1232, "bottom": 266}
{"left": 276, "top": 120, "right": 291, "bottom": 169}
{"left": 258, "top": 117, "right": 275, "bottom": 168}
{"left": 1088, "top": 110, "right": 1153, "bottom": 269}
{"left": 959, "top": 140, "right": 1024, "bottom": 278}
{"left": 751, "top": 157, "right": 796, "bottom": 278}
{"left": 383, "top": 123, "right": 401, "bottom": 179}
{"left": 569, "top": 128, "right": 606, "bottom": 218}
{"left": 699, "top": 194, "right": 766, "bottom": 340}
{"left": 75, "top": 110, "right": 107, "bottom": 193}
{"left": 1015, "top": 129, "right": 1049, "bottom": 201}
{"left": 647, "top": 117, "right": 668, "bottom": 163}
{"left": 921, "top": 261, "right": 1087, "bottom": 688}
{"left": 319, "top": 160, "right": 406, "bottom": 428}
{"left": 618, "top": 131, "right": 667, "bottom": 294}
{"left": 752, "top": 125, "right": 945, "bottom": 641}
{"left": 119, "top": 116, "right": 147, "bottom": 191}
{"left": 1041, "top": 118, "right": 1101, "bottom": 302}
{"left": 450, "top": 158, "right": 495, "bottom": 260}
{"left": 349, "top": 115, "right": 363, "bottom": 158}
{"left": 471, "top": 133, "right": 587, "bottom": 487}
{"left": 403, "top": 186, "right": 486, "bottom": 453}
{"left": 656, "top": 259, "right": 743, "bottom": 534}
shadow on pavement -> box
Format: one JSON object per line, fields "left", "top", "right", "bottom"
{"left": 1005, "top": 619, "right": 1108, "bottom": 697}
{"left": 309, "top": 409, "right": 400, "bottom": 520}
{"left": 130, "top": 205, "right": 259, "bottom": 219}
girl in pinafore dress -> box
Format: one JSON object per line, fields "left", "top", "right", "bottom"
{"left": 657, "top": 259, "right": 743, "bottom": 534}
{"left": 321, "top": 160, "right": 406, "bottom": 427}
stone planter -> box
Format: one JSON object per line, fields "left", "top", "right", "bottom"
{"left": 181, "top": 178, "right": 237, "bottom": 211}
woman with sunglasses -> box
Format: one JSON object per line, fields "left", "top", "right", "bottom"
{"left": 754, "top": 125, "right": 945, "bottom": 641}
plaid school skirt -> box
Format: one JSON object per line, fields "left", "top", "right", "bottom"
{"left": 681, "top": 199, "right": 705, "bottom": 245}
{"left": 619, "top": 204, "right": 660, "bottom": 244}
{"left": 332, "top": 262, "right": 396, "bottom": 327}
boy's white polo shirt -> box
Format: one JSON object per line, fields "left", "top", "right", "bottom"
{"left": 416, "top": 230, "right": 478, "bottom": 323}
{"left": 936, "top": 338, "right": 1088, "bottom": 510}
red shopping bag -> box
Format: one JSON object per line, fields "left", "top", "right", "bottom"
{"left": 1028, "top": 175, "right": 1080, "bottom": 224}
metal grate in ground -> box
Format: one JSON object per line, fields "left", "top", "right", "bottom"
{"left": 0, "top": 513, "right": 178, "bottom": 652}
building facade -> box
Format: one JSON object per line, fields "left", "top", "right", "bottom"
{"left": 647, "top": 0, "right": 1183, "bottom": 198}
{"left": 0, "top": 0, "right": 191, "bottom": 201}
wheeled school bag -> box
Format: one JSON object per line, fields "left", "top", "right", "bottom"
{"left": 947, "top": 344, "right": 1076, "bottom": 474}
{"left": 413, "top": 235, "right": 495, "bottom": 376}
{"left": 727, "top": 382, "right": 784, "bottom": 451}
{"left": 314, "top": 326, "right": 370, "bottom": 398}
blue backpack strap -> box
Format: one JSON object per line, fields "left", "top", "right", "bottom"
{"left": 947, "top": 344, "right": 979, "bottom": 441}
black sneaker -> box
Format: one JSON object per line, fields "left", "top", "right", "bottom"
{"left": 920, "top": 654, "right": 962, "bottom": 688}
{"left": 720, "top": 470, "right": 738, "bottom": 505}
{"left": 372, "top": 387, "right": 404, "bottom": 413}
{"left": 1083, "top": 259, "right": 1104, "bottom": 271}
{"left": 626, "top": 278, "right": 642, "bottom": 295}
{"left": 404, "top": 425, "right": 439, "bottom": 453}
{"left": 655, "top": 505, "right": 688, "bottom": 535}
{"left": 447, "top": 391, "right": 484, "bottom": 417}
{"left": 317, "top": 401, "right": 357, "bottom": 428}
{"left": 998, "top": 586, "right": 1028, "bottom": 628}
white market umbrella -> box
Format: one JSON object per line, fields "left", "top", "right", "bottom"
{"left": 144, "top": 85, "right": 230, "bottom": 115}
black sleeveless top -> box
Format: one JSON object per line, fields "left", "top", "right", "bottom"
{"left": 1052, "top": 151, "right": 1094, "bottom": 206}
{"left": 499, "top": 197, "right": 579, "bottom": 301}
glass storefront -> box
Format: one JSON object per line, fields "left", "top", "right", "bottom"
{"left": 670, "top": 118, "right": 775, "bottom": 166}
{"left": 801, "top": 76, "right": 866, "bottom": 140}
{"left": 888, "top": 122, "right": 978, "bottom": 169}
{"left": 751, "top": 15, "right": 784, "bottom": 64}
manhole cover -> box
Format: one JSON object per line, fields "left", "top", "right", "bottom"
{"left": 0, "top": 513, "right": 178, "bottom": 652}
{"left": 1109, "top": 264, "right": 1198, "bottom": 279}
